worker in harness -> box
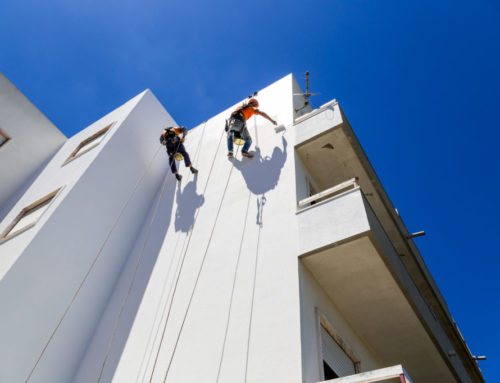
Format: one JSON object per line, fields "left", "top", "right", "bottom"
{"left": 160, "top": 126, "right": 198, "bottom": 181}
{"left": 226, "top": 98, "right": 277, "bottom": 158}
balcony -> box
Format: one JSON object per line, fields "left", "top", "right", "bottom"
{"left": 294, "top": 101, "right": 484, "bottom": 383}
{"left": 294, "top": 100, "right": 342, "bottom": 147}
{"left": 298, "top": 180, "right": 464, "bottom": 382}
{"left": 296, "top": 179, "right": 367, "bottom": 256}
{"left": 321, "top": 365, "right": 413, "bottom": 383}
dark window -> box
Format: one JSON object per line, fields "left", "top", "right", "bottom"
{"left": 63, "top": 123, "right": 113, "bottom": 165}
{"left": 323, "top": 361, "right": 339, "bottom": 380}
{"left": 0, "top": 188, "right": 61, "bottom": 243}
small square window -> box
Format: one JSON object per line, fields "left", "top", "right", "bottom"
{"left": 0, "top": 129, "right": 10, "bottom": 148}
{"left": 62, "top": 122, "right": 114, "bottom": 165}
{"left": 0, "top": 187, "right": 62, "bottom": 243}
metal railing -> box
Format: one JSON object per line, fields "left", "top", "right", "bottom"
{"left": 294, "top": 99, "right": 338, "bottom": 125}
{"left": 320, "top": 365, "right": 414, "bottom": 383}
{"left": 297, "top": 178, "right": 359, "bottom": 209}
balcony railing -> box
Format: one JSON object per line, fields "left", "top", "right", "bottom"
{"left": 296, "top": 179, "right": 368, "bottom": 256}
{"left": 297, "top": 178, "right": 359, "bottom": 210}
{"left": 321, "top": 365, "right": 413, "bottom": 383}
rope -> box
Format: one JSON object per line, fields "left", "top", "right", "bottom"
{"left": 97, "top": 167, "right": 170, "bottom": 382}
{"left": 244, "top": 195, "right": 265, "bottom": 383}
{"left": 137, "top": 230, "right": 186, "bottom": 383}
{"left": 161, "top": 143, "right": 241, "bottom": 382}
{"left": 215, "top": 190, "right": 252, "bottom": 382}
{"left": 137, "top": 121, "right": 207, "bottom": 383}
{"left": 148, "top": 126, "right": 227, "bottom": 382}
{"left": 25, "top": 144, "right": 164, "bottom": 383}
{"left": 253, "top": 117, "right": 259, "bottom": 148}
{"left": 97, "top": 122, "right": 208, "bottom": 382}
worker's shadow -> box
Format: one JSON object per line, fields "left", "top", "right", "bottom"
{"left": 174, "top": 174, "right": 205, "bottom": 233}
{"left": 232, "top": 135, "right": 288, "bottom": 195}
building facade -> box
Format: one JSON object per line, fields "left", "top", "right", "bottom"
{"left": 0, "top": 75, "right": 484, "bottom": 383}
{"left": 0, "top": 73, "right": 66, "bottom": 221}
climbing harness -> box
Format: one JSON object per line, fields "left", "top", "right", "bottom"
{"left": 173, "top": 153, "right": 184, "bottom": 161}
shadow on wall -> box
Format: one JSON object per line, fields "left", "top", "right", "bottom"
{"left": 95, "top": 172, "right": 177, "bottom": 383}
{"left": 174, "top": 175, "right": 205, "bottom": 233}
{"left": 232, "top": 135, "right": 288, "bottom": 195}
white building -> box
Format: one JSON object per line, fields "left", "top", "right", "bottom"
{"left": 0, "top": 74, "right": 484, "bottom": 383}
{"left": 0, "top": 73, "right": 66, "bottom": 221}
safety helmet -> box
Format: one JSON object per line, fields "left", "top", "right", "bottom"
{"left": 248, "top": 98, "right": 259, "bottom": 107}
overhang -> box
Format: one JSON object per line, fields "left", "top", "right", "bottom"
{"left": 294, "top": 101, "right": 484, "bottom": 382}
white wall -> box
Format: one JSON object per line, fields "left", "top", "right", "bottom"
{"left": 299, "top": 265, "right": 385, "bottom": 383}
{"left": 73, "top": 74, "right": 308, "bottom": 383}
{"left": 0, "top": 74, "right": 391, "bottom": 383}
{"left": 0, "top": 89, "right": 177, "bottom": 383}
{"left": 0, "top": 73, "right": 66, "bottom": 219}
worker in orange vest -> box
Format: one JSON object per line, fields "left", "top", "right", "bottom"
{"left": 226, "top": 98, "right": 276, "bottom": 158}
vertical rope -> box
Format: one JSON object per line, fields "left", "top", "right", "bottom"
{"left": 215, "top": 190, "right": 252, "bottom": 382}
{"left": 97, "top": 167, "right": 170, "bottom": 382}
{"left": 244, "top": 195, "right": 265, "bottom": 383}
{"left": 137, "top": 122, "right": 208, "bottom": 382}
{"left": 97, "top": 122, "right": 208, "bottom": 381}
{"left": 253, "top": 117, "right": 259, "bottom": 148}
{"left": 25, "top": 145, "right": 164, "bottom": 383}
{"left": 148, "top": 126, "right": 227, "bottom": 382}
{"left": 161, "top": 144, "right": 241, "bottom": 383}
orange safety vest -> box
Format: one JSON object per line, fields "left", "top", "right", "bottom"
{"left": 234, "top": 105, "right": 256, "bottom": 121}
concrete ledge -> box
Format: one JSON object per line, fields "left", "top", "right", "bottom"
{"left": 321, "top": 364, "right": 413, "bottom": 383}
{"left": 294, "top": 100, "right": 343, "bottom": 146}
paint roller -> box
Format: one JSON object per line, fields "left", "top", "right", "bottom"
{"left": 274, "top": 124, "right": 286, "bottom": 133}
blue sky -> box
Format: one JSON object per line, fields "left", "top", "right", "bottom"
{"left": 1, "top": 0, "right": 499, "bottom": 380}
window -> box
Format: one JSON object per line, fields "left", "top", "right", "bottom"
{"left": 320, "top": 325, "right": 354, "bottom": 378}
{"left": 308, "top": 180, "right": 317, "bottom": 206}
{"left": 323, "top": 361, "right": 339, "bottom": 380}
{"left": 0, "top": 129, "right": 10, "bottom": 148}
{"left": 63, "top": 122, "right": 114, "bottom": 165}
{"left": 317, "top": 311, "right": 361, "bottom": 380}
{"left": 0, "top": 188, "right": 62, "bottom": 243}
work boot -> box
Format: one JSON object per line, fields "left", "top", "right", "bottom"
{"left": 227, "top": 151, "right": 234, "bottom": 158}
{"left": 190, "top": 166, "right": 198, "bottom": 174}
{"left": 175, "top": 173, "right": 182, "bottom": 181}
{"left": 241, "top": 150, "right": 254, "bottom": 158}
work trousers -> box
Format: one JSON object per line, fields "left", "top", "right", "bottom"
{"left": 167, "top": 141, "right": 192, "bottom": 173}
{"left": 227, "top": 117, "right": 252, "bottom": 152}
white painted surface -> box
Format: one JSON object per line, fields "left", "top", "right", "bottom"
{"left": 322, "top": 364, "right": 413, "bottom": 383}
{"left": 299, "top": 265, "right": 384, "bottom": 383}
{"left": 296, "top": 188, "right": 371, "bottom": 255}
{"left": 321, "top": 325, "right": 356, "bottom": 376}
{"left": 294, "top": 101, "right": 342, "bottom": 146}
{"left": 0, "top": 74, "right": 476, "bottom": 383}
{"left": 0, "top": 89, "right": 177, "bottom": 382}
{"left": 0, "top": 73, "right": 66, "bottom": 220}
{"left": 73, "top": 74, "right": 304, "bottom": 383}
